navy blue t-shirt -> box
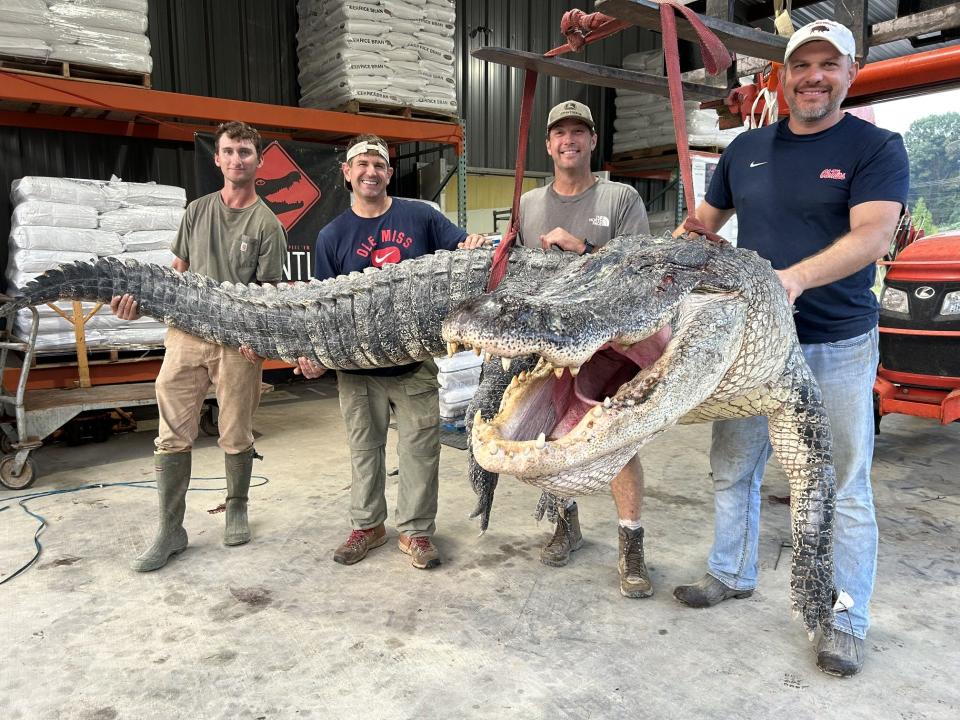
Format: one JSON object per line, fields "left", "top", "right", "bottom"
{"left": 314, "top": 197, "right": 467, "bottom": 376}
{"left": 314, "top": 197, "right": 466, "bottom": 280}
{"left": 705, "top": 115, "right": 908, "bottom": 343}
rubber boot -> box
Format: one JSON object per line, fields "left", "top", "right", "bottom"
{"left": 131, "top": 452, "right": 191, "bottom": 572}
{"left": 223, "top": 446, "right": 255, "bottom": 546}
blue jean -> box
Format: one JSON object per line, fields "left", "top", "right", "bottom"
{"left": 707, "top": 327, "right": 879, "bottom": 639}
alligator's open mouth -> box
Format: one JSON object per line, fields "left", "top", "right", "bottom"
{"left": 444, "top": 323, "right": 675, "bottom": 493}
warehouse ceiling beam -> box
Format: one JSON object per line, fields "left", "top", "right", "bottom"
{"left": 0, "top": 72, "right": 464, "bottom": 153}
{"left": 595, "top": 0, "right": 788, "bottom": 61}
{"left": 471, "top": 47, "right": 729, "bottom": 101}
{"left": 870, "top": 4, "right": 960, "bottom": 47}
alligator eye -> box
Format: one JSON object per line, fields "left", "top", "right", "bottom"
{"left": 657, "top": 274, "right": 674, "bottom": 291}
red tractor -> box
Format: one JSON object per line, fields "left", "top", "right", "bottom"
{"left": 875, "top": 227, "right": 960, "bottom": 431}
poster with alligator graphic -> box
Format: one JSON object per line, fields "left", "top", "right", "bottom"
{"left": 195, "top": 134, "right": 350, "bottom": 282}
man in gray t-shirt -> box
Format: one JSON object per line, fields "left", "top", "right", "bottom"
{"left": 518, "top": 100, "right": 653, "bottom": 600}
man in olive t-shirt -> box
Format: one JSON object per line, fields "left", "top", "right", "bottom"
{"left": 111, "top": 121, "right": 287, "bottom": 572}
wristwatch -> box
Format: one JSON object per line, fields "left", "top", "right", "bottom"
{"left": 582, "top": 240, "right": 595, "bottom": 255}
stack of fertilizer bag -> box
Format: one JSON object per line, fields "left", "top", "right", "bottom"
{"left": 613, "top": 50, "right": 744, "bottom": 156}
{"left": 0, "top": 0, "right": 152, "bottom": 75}
{"left": 6, "top": 176, "right": 184, "bottom": 352}
{"left": 435, "top": 351, "right": 482, "bottom": 428}
{"left": 297, "top": 0, "right": 458, "bottom": 117}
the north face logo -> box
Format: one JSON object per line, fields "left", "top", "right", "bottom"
{"left": 819, "top": 168, "right": 846, "bottom": 180}
{"left": 588, "top": 215, "right": 610, "bottom": 227}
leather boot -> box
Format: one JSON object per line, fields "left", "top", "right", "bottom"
{"left": 618, "top": 525, "right": 653, "bottom": 598}
{"left": 540, "top": 502, "right": 583, "bottom": 567}
{"left": 224, "top": 447, "right": 255, "bottom": 546}
{"left": 131, "top": 452, "right": 191, "bottom": 572}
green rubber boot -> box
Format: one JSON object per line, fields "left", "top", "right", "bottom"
{"left": 223, "top": 447, "right": 255, "bottom": 546}
{"left": 131, "top": 452, "right": 191, "bottom": 572}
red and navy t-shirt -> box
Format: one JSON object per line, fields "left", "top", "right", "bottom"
{"left": 706, "top": 114, "right": 909, "bottom": 343}
{"left": 314, "top": 198, "right": 466, "bottom": 280}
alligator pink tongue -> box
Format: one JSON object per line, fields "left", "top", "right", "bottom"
{"left": 550, "top": 326, "right": 673, "bottom": 438}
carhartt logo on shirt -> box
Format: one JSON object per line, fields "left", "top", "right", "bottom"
{"left": 240, "top": 241, "right": 248, "bottom": 252}
{"left": 819, "top": 168, "right": 846, "bottom": 180}
{"left": 588, "top": 215, "right": 610, "bottom": 227}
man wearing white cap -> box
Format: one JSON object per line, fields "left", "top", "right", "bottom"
{"left": 673, "top": 20, "right": 909, "bottom": 677}
{"left": 296, "top": 134, "right": 489, "bottom": 571}
{"left": 518, "top": 100, "right": 655, "bottom": 600}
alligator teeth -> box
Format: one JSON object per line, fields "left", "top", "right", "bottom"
{"left": 603, "top": 397, "right": 612, "bottom": 408}
{"left": 484, "top": 351, "right": 492, "bottom": 363}
{"left": 446, "top": 341, "right": 459, "bottom": 357}
{"left": 592, "top": 405, "right": 603, "bottom": 418}
{"left": 554, "top": 367, "right": 564, "bottom": 379}
{"left": 569, "top": 366, "right": 580, "bottom": 377}
{"left": 625, "top": 399, "right": 636, "bottom": 407}
{"left": 501, "top": 356, "right": 511, "bottom": 372}
{"left": 509, "top": 375, "right": 519, "bottom": 388}
{"left": 535, "top": 433, "right": 546, "bottom": 449}
{"left": 519, "top": 370, "right": 528, "bottom": 382}
{"left": 473, "top": 409, "right": 483, "bottom": 426}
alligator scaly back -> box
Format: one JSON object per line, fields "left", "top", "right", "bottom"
{"left": 0, "top": 249, "right": 575, "bottom": 368}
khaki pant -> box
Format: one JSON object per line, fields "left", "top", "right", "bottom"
{"left": 155, "top": 328, "right": 263, "bottom": 454}
{"left": 337, "top": 361, "right": 441, "bottom": 537}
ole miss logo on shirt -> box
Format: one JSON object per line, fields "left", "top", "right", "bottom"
{"left": 356, "top": 228, "right": 415, "bottom": 267}
{"left": 819, "top": 168, "right": 847, "bottom": 181}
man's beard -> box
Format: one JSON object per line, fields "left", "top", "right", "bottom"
{"left": 787, "top": 86, "right": 844, "bottom": 123}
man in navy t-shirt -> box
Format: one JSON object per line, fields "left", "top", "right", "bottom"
{"left": 296, "top": 134, "right": 489, "bottom": 571}
{"left": 672, "top": 21, "right": 908, "bottom": 678}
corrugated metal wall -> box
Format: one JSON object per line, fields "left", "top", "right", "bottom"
{"left": 2, "top": 0, "right": 669, "bottom": 262}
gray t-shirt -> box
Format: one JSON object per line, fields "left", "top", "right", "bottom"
{"left": 172, "top": 191, "right": 287, "bottom": 284}
{"left": 518, "top": 177, "right": 649, "bottom": 249}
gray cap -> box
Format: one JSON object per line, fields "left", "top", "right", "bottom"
{"left": 547, "top": 100, "right": 595, "bottom": 132}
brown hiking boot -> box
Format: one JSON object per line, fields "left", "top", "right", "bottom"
{"left": 618, "top": 525, "right": 653, "bottom": 598}
{"left": 398, "top": 534, "right": 441, "bottom": 569}
{"left": 540, "top": 502, "right": 583, "bottom": 567}
{"left": 333, "top": 524, "right": 387, "bottom": 565}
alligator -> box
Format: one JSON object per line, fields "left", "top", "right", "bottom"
{"left": 255, "top": 170, "right": 306, "bottom": 215}
{"left": 0, "top": 235, "right": 834, "bottom": 636}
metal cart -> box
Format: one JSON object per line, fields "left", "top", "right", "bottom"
{"left": 0, "top": 299, "right": 219, "bottom": 490}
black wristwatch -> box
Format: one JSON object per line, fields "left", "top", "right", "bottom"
{"left": 582, "top": 240, "right": 595, "bottom": 255}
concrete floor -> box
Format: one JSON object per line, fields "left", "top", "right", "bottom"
{"left": 1, "top": 374, "right": 958, "bottom": 720}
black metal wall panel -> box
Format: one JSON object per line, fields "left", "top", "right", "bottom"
{"left": 148, "top": 0, "right": 299, "bottom": 105}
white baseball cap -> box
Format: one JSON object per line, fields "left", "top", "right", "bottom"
{"left": 547, "top": 100, "right": 595, "bottom": 132}
{"left": 784, "top": 20, "right": 856, "bottom": 62}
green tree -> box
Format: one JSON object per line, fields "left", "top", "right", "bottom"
{"left": 910, "top": 196, "right": 938, "bottom": 235}
{"left": 903, "top": 113, "right": 960, "bottom": 227}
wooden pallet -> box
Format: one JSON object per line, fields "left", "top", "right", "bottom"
{"left": 0, "top": 54, "right": 151, "bottom": 88}
{"left": 25, "top": 345, "right": 165, "bottom": 369}
{"left": 333, "top": 99, "right": 458, "bottom": 123}
{"left": 612, "top": 143, "right": 723, "bottom": 163}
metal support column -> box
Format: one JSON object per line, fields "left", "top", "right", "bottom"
{"left": 457, "top": 119, "right": 468, "bottom": 229}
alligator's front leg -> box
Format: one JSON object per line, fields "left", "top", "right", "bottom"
{"left": 766, "top": 351, "right": 837, "bottom": 638}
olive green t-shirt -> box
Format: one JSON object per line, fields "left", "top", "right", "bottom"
{"left": 172, "top": 191, "right": 287, "bottom": 284}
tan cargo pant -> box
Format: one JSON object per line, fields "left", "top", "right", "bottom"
{"left": 155, "top": 328, "right": 263, "bottom": 454}
{"left": 337, "top": 360, "right": 441, "bottom": 537}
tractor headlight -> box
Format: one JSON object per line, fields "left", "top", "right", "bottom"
{"left": 880, "top": 286, "right": 909, "bottom": 313}
{"left": 941, "top": 290, "right": 960, "bottom": 316}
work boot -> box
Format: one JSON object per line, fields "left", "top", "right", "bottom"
{"left": 131, "top": 452, "right": 191, "bottom": 572}
{"left": 817, "top": 629, "right": 865, "bottom": 677}
{"left": 673, "top": 573, "right": 754, "bottom": 608}
{"left": 333, "top": 524, "right": 387, "bottom": 565}
{"left": 618, "top": 525, "right": 653, "bottom": 598}
{"left": 540, "top": 502, "right": 584, "bottom": 567}
{"left": 223, "top": 447, "right": 255, "bottom": 546}
{"left": 398, "top": 534, "right": 441, "bottom": 569}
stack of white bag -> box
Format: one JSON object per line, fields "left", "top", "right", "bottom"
{"left": 0, "top": 0, "right": 152, "bottom": 75}
{"left": 7, "top": 176, "right": 185, "bottom": 352}
{"left": 613, "top": 50, "right": 744, "bottom": 155}
{"left": 297, "top": 0, "right": 458, "bottom": 117}
{"left": 435, "top": 351, "right": 482, "bottom": 425}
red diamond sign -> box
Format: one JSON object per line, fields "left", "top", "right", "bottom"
{"left": 254, "top": 141, "right": 321, "bottom": 231}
